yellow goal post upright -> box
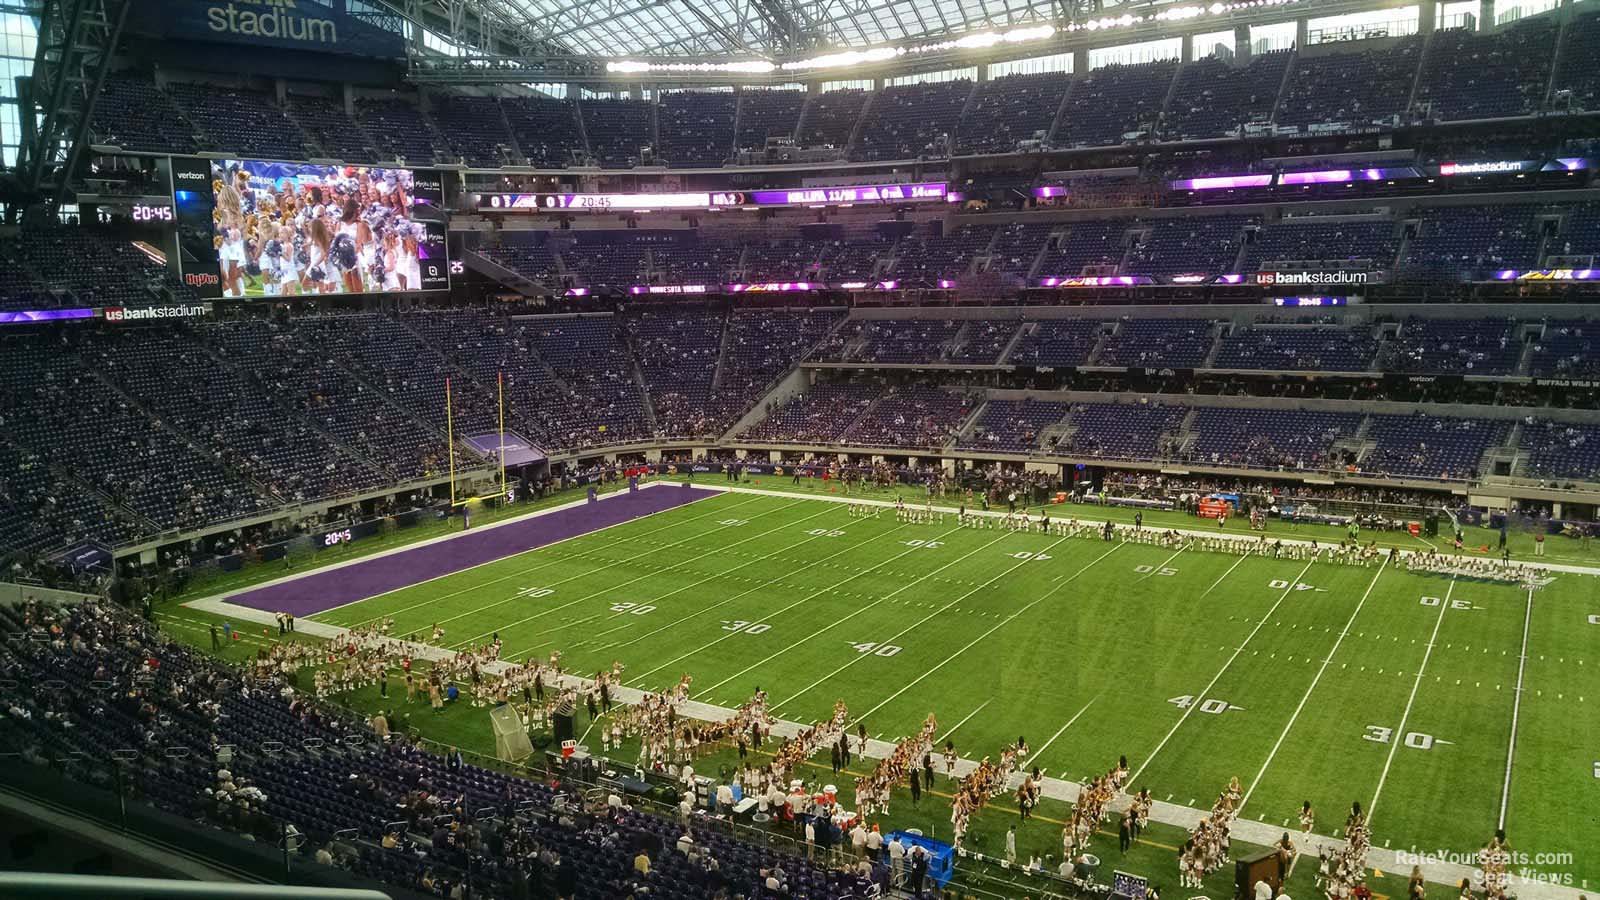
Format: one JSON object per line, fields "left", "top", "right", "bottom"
{"left": 444, "top": 375, "right": 509, "bottom": 508}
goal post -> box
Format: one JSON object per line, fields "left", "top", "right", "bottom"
{"left": 489, "top": 704, "right": 534, "bottom": 763}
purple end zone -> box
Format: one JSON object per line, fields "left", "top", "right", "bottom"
{"left": 223, "top": 486, "right": 719, "bottom": 618}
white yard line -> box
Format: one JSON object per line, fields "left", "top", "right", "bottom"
{"left": 1030, "top": 696, "right": 1100, "bottom": 771}
{"left": 1497, "top": 585, "right": 1534, "bottom": 830}
{"left": 1368, "top": 577, "right": 1454, "bottom": 823}
{"left": 936, "top": 698, "right": 993, "bottom": 745}
{"left": 669, "top": 527, "right": 1012, "bottom": 694}
{"left": 585, "top": 520, "right": 923, "bottom": 654}
{"left": 447, "top": 500, "right": 829, "bottom": 651}
{"left": 768, "top": 533, "right": 1077, "bottom": 712}
{"left": 846, "top": 541, "right": 1124, "bottom": 724}
{"left": 1198, "top": 553, "right": 1251, "bottom": 599}
{"left": 346, "top": 494, "right": 774, "bottom": 629}
{"left": 1241, "top": 558, "right": 1391, "bottom": 810}
{"left": 1129, "top": 556, "right": 1318, "bottom": 784}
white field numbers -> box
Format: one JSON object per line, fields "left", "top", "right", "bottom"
{"left": 718, "top": 518, "right": 749, "bottom": 526}
{"left": 1593, "top": 761, "right": 1599, "bottom": 778}
{"left": 1169, "top": 695, "right": 1242, "bottom": 715}
{"left": 851, "top": 641, "right": 903, "bottom": 657}
{"left": 1009, "top": 551, "right": 1051, "bottom": 561}
{"left": 1136, "top": 564, "right": 1178, "bottom": 576}
{"left": 516, "top": 587, "right": 555, "bottom": 599}
{"left": 1269, "top": 579, "right": 1324, "bottom": 592}
{"left": 1363, "top": 726, "right": 1452, "bottom": 750}
{"left": 721, "top": 620, "right": 771, "bottom": 635}
{"left": 808, "top": 529, "right": 846, "bottom": 537}
{"left": 609, "top": 602, "right": 655, "bottom": 615}
{"left": 901, "top": 539, "right": 944, "bottom": 549}
{"left": 1588, "top": 614, "right": 1600, "bottom": 625}
{"left": 1421, "top": 595, "right": 1477, "bottom": 610}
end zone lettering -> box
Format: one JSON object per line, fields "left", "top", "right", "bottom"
{"left": 103, "top": 304, "right": 214, "bottom": 323}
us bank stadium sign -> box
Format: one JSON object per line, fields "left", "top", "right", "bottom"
{"left": 138, "top": 0, "right": 405, "bottom": 58}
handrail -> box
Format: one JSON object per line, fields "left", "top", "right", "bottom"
{"left": 0, "top": 873, "right": 393, "bottom": 899}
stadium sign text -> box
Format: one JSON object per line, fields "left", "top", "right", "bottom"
{"left": 1254, "top": 270, "right": 1378, "bottom": 286}
{"left": 137, "top": 0, "right": 406, "bottom": 58}
{"left": 206, "top": 0, "right": 335, "bottom": 44}
{"left": 102, "top": 304, "right": 214, "bottom": 323}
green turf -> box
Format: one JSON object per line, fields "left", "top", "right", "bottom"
{"left": 188, "top": 484, "right": 1600, "bottom": 892}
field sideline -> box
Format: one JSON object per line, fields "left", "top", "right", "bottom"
{"left": 191, "top": 481, "right": 1600, "bottom": 893}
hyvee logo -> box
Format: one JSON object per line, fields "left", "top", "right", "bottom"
{"left": 206, "top": 0, "right": 338, "bottom": 45}
{"left": 185, "top": 272, "right": 221, "bottom": 287}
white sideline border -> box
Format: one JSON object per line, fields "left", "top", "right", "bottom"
{"left": 177, "top": 477, "right": 1591, "bottom": 899}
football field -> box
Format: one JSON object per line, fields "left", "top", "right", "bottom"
{"left": 249, "top": 485, "right": 1597, "bottom": 886}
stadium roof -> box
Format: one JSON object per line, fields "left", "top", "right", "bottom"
{"left": 466, "top": 0, "right": 1138, "bottom": 58}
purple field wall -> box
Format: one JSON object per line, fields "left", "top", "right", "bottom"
{"left": 224, "top": 486, "right": 718, "bottom": 618}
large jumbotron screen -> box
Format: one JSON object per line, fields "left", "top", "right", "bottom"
{"left": 207, "top": 159, "right": 449, "bottom": 297}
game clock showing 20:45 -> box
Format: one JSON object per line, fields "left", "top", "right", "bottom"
{"left": 131, "top": 203, "right": 174, "bottom": 222}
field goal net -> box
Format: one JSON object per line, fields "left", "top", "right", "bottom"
{"left": 490, "top": 704, "right": 533, "bottom": 763}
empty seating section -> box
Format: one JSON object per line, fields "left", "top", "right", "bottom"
{"left": 739, "top": 381, "right": 881, "bottom": 443}
{"left": 986, "top": 223, "right": 1054, "bottom": 279}
{"left": 1382, "top": 318, "right": 1521, "bottom": 374}
{"left": 1127, "top": 215, "right": 1253, "bottom": 278}
{"left": 521, "top": 317, "right": 650, "bottom": 447}
{"left": 1009, "top": 319, "right": 1101, "bottom": 368}
{"left": 658, "top": 91, "right": 735, "bottom": 166}
{"left": 1518, "top": 420, "right": 1600, "bottom": 482}
{"left": 1057, "top": 61, "right": 1177, "bottom": 146}
{"left": 1186, "top": 408, "right": 1361, "bottom": 470}
{"left": 947, "top": 319, "right": 1022, "bottom": 365}
{"left": 165, "top": 82, "right": 310, "bottom": 161}
{"left": 478, "top": 244, "right": 562, "bottom": 284}
{"left": 1036, "top": 220, "right": 1128, "bottom": 277}
{"left": 1162, "top": 52, "right": 1290, "bottom": 140}
{"left": 720, "top": 309, "right": 845, "bottom": 418}
{"left": 624, "top": 308, "right": 727, "bottom": 437}
{"left": 841, "top": 319, "right": 964, "bottom": 364}
{"left": 0, "top": 601, "right": 874, "bottom": 900}
{"left": 1058, "top": 402, "right": 1184, "bottom": 460}
{"left": 354, "top": 98, "right": 447, "bottom": 164}
{"left": 0, "top": 247, "right": 51, "bottom": 311}
{"left": 1096, "top": 318, "right": 1215, "bottom": 368}
{"left": 399, "top": 308, "right": 563, "bottom": 448}
{"left": 1552, "top": 203, "right": 1600, "bottom": 259}
{"left": 1528, "top": 320, "right": 1600, "bottom": 379}
{"left": 1363, "top": 413, "right": 1509, "bottom": 480}
{"left": 736, "top": 89, "right": 806, "bottom": 149}
{"left": 855, "top": 80, "right": 972, "bottom": 161}
{"left": 955, "top": 72, "right": 1069, "bottom": 155}
{"left": 820, "top": 242, "right": 888, "bottom": 282}
{"left": 797, "top": 88, "right": 868, "bottom": 148}
{"left": 740, "top": 243, "right": 821, "bottom": 281}
{"left": 1552, "top": 10, "right": 1600, "bottom": 112}
{"left": 285, "top": 95, "right": 374, "bottom": 162}
{"left": 501, "top": 96, "right": 585, "bottom": 167}
{"left": 1398, "top": 205, "right": 1542, "bottom": 281}
{"left": 650, "top": 244, "right": 741, "bottom": 284}
{"left": 844, "top": 384, "right": 973, "bottom": 449}
{"left": 563, "top": 243, "right": 648, "bottom": 288}
{"left": 91, "top": 74, "right": 199, "bottom": 153}
{"left": 7, "top": 230, "right": 191, "bottom": 307}
{"left": 210, "top": 319, "right": 446, "bottom": 481}
{"left": 1414, "top": 20, "right": 1556, "bottom": 121}
{"left": 958, "top": 398, "right": 1069, "bottom": 452}
{"left": 0, "top": 342, "right": 272, "bottom": 531}
{"left": 1277, "top": 38, "right": 1423, "bottom": 128}
{"left": 430, "top": 95, "right": 513, "bottom": 167}
{"left": 1214, "top": 325, "right": 1378, "bottom": 372}
{"left": 891, "top": 226, "right": 994, "bottom": 283}
{"left": 1244, "top": 219, "right": 1399, "bottom": 270}
{"left": 581, "top": 98, "right": 653, "bottom": 168}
